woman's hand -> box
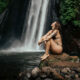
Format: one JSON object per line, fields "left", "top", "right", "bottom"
{"left": 38, "top": 36, "right": 47, "bottom": 45}
{"left": 42, "top": 36, "right": 47, "bottom": 40}
{"left": 38, "top": 35, "right": 47, "bottom": 45}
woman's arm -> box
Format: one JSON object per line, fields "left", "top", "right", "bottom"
{"left": 44, "top": 30, "right": 53, "bottom": 37}
{"left": 38, "top": 30, "right": 53, "bottom": 45}
{"left": 38, "top": 30, "right": 58, "bottom": 45}
{"left": 46, "top": 30, "right": 58, "bottom": 41}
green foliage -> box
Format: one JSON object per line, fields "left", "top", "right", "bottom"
{"left": 0, "top": 0, "right": 9, "bottom": 14}
{"left": 60, "top": 0, "right": 80, "bottom": 27}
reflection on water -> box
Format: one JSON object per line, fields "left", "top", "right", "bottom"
{"left": 0, "top": 52, "right": 43, "bottom": 80}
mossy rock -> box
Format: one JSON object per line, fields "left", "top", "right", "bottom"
{"left": 39, "top": 53, "right": 80, "bottom": 69}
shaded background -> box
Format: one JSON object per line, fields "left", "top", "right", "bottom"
{"left": 0, "top": 0, "right": 80, "bottom": 80}
{"left": 0, "top": 0, "right": 80, "bottom": 55}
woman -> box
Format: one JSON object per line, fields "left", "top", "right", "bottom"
{"left": 38, "top": 21, "right": 63, "bottom": 60}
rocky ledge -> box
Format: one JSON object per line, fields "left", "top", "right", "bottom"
{"left": 18, "top": 53, "right": 80, "bottom": 80}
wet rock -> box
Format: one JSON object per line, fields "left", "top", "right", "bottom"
{"left": 60, "top": 73, "right": 65, "bottom": 78}
{"left": 70, "top": 56, "right": 79, "bottom": 60}
{"left": 78, "top": 73, "right": 80, "bottom": 77}
{"left": 76, "top": 78, "right": 80, "bottom": 80}
{"left": 44, "top": 78, "right": 53, "bottom": 80}
{"left": 76, "top": 68, "right": 80, "bottom": 73}
{"left": 31, "top": 67, "right": 41, "bottom": 78}
{"left": 65, "top": 75, "right": 71, "bottom": 79}
{"left": 71, "top": 74, "right": 75, "bottom": 79}
{"left": 42, "top": 67, "right": 51, "bottom": 75}
{"left": 36, "top": 77, "right": 41, "bottom": 80}
{"left": 26, "top": 72, "right": 31, "bottom": 78}
{"left": 75, "top": 74, "right": 79, "bottom": 78}
{"left": 65, "top": 68, "right": 71, "bottom": 72}
{"left": 76, "top": 58, "right": 80, "bottom": 63}
{"left": 41, "top": 67, "right": 64, "bottom": 80}
{"left": 19, "top": 53, "right": 80, "bottom": 80}
{"left": 23, "top": 76, "right": 29, "bottom": 80}
{"left": 71, "top": 71, "right": 75, "bottom": 74}
{"left": 18, "top": 70, "right": 31, "bottom": 80}
{"left": 52, "top": 69, "right": 64, "bottom": 80}
{"left": 72, "top": 68, "right": 80, "bottom": 73}
{"left": 40, "top": 73, "right": 47, "bottom": 79}
{"left": 61, "top": 68, "right": 68, "bottom": 73}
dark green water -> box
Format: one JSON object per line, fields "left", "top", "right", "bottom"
{"left": 0, "top": 52, "right": 43, "bottom": 80}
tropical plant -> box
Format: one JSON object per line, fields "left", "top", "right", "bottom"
{"left": 0, "top": 0, "right": 9, "bottom": 13}
{"left": 60, "top": 0, "right": 80, "bottom": 27}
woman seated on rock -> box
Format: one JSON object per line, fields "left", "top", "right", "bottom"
{"left": 38, "top": 21, "right": 63, "bottom": 60}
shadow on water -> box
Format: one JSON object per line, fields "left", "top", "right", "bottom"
{"left": 0, "top": 52, "right": 43, "bottom": 80}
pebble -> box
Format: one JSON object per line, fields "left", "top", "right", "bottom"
{"left": 76, "top": 68, "right": 80, "bottom": 73}
{"left": 19, "top": 66, "right": 80, "bottom": 80}
{"left": 78, "top": 73, "right": 80, "bottom": 77}
{"left": 75, "top": 74, "right": 79, "bottom": 78}
{"left": 65, "top": 75, "right": 71, "bottom": 79}
{"left": 40, "top": 73, "right": 47, "bottom": 78}
{"left": 66, "top": 68, "right": 71, "bottom": 72}
{"left": 26, "top": 72, "right": 31, "bottom": 78}
{"left": 71, "top": 74, "right": 75, "bottom": 79}
{"left": 61, "top": 68, "right": 68, "bottom": 73}
{"left": 44, "top": 78, "right": 53, "bottom": 80}
{"left": 23, "top": 76, "right": 29, "bottom": 80}
{"left": 75, "top": 78, "right": 80, "bottom": 80}
{"left": 31, "top": 67, "right": 40, "bottom": 77}
{"left": 60, "top": 73, "right": 65, "bottom": 77}
{"left": 76, "top": 59, "right": 80, "bottom": 63}
{"left": 72, "top": 71, "right": 75, "bottom": 74}
{"left": 36, "top": 77, "right": 41, "bottom": 80}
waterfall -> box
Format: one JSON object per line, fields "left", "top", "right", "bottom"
{"left": 22, "top": 0, "right": 49, "bottom": 51}
{"left": 0, "top": 0, "right": 49, "bottom": 52}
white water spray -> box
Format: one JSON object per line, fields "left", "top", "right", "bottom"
{"left": 22, "top": 0, "right": 49, "bottom": 51}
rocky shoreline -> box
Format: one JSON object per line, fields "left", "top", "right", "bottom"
{"left": 18, "top": 53, "right": 80, "bottom": 80}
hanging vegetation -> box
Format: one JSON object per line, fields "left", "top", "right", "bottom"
{"left": 60, "top": 0, "right": 80, "bottom": 27}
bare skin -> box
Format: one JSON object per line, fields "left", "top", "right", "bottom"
{"left": 38, "top": 21, "right": 63, "bottom": 60}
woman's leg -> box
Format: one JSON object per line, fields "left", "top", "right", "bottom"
{"left": 50, "top": 39, "right": 63, "bottom": 54}
{"left": 45, "top": 40, "right": 51, "bottom": 54}
{"left": 41, "top": 40, "right": 51, "bottom": 60}
{"left": 41, "top": 39, "right": 63, "bottom": 60}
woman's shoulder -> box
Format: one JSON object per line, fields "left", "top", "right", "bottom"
{"left": 48, "top": 30, "right": 53, "bottom": 33}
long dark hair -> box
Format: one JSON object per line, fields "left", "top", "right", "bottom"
{"left": 55, "top": 21, "right": 61, "bottom": 30}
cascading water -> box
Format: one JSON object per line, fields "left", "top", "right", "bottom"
{"left": 22, "top": 0, "right": 49, "bottom": 51}
{"left": 0, "top": 0, "right": 61, "bottom": 53}
{"left": 0, "top": 0, "right": 49, "bottom": 52}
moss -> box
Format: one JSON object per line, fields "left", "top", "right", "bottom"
{"left": 39, "top": 60, "right": 49, "bottom": 69}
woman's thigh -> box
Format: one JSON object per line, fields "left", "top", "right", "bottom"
{"left": 50, "top": 39, "right": 63, "bottom": 54}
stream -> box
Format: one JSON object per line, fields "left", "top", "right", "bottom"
{"left": 0, "top": 52, "right": 43, "bottom": 80}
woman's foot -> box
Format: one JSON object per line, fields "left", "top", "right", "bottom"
{"left": 41, "top": 53, "right": 49, "bottom": 60}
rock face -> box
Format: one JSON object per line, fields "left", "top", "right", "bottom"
{"left": 39, "top": 53, "right": 80, "bottom": 68}
{"left": 18, "top": 53, "right": 80, "bottom": 80}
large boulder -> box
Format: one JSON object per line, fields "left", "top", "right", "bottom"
{"left": 18, "top": 53, "right": 80, "bottom": 80}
